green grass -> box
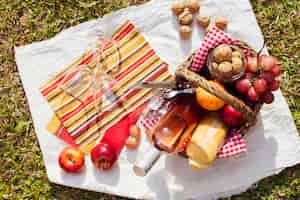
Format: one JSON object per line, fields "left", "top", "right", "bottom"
{"left": 0, "top": 0, "right": 299, "bottom": 199}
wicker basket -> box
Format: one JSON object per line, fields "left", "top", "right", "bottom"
{"left": 174, "top": 41, "right": 262, "bottom": 135}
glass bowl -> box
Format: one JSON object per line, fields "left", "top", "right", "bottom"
{"left": 207, "top": 44, "right": 247, "bottom": 82}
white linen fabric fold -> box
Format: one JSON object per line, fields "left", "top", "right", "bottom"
{"left": 15, "top": 0, "right": 300, "bottom": 199}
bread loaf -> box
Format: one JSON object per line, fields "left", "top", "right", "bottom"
{"left": 186, "top": 114, "right": 228, "bottom": 164}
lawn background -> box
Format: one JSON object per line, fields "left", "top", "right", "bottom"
{"left": 0, "top": 0, "right": 299, "bottom": 199}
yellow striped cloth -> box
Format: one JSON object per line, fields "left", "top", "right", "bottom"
{"left": 41, "top": 21, "right": 172, "bottom": 153}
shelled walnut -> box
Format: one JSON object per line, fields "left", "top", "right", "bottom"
{"left": 213, "top": 45, "right": 232, "bottom": 63}
{"left": 215, "top": 16, "right": 228, "bottom": 30}
{"left": 179, "top": 25, "right": 192, "bottom": 39}
{"left": 172, "top": 2, "right": 185, "bottom": 16}
{"left": 186, "top": 0, "right": 200, "bottom": 13}
{"left": 232, "top": 51, "right": 242, "bottom": 59}
{"left": 218, "top": 61, "right": 233, "bottom": 78}
{"left": 178, "top": 8, "right": 193, "bottom": 25}
{"left": 232, "top": 57, "right": 243, "bottom": 73}
{"left": 196, "top": 16, "right": 211, "bottom": 28}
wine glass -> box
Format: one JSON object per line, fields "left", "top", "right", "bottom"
{"left": 57, "top": 64, "right": 97, "bottom": 143}
{"left": 92, "top": 32, "right": 126, "bottom": 144}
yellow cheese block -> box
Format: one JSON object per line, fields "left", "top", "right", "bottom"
{"left": 186, "top": 113, "right": 228, "bottom": 164}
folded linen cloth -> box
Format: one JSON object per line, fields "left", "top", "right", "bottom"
{"left": 15, "top": 0, "right": 300, "bottom": 198}
{"left": 41, "top": 21, "right": 172, "bottom": 153}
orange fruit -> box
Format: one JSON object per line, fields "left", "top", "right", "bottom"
{"left": 195, "top": 81, "right": 225, "bottom": 111}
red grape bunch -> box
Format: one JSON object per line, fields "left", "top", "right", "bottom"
{"left": 234, "top": 55, "right": 281, "bottom": 104}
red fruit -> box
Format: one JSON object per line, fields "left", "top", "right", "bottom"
{"left": 253, "top": 78, "right": 267, "bottom": 94}
{"left": 247, "top": 87, "right": 259, "bottom": 102}
{"left": 259, "top": 55, "right": 277, "bottom": 72}
{"left": 262, "top": 92, "right": 274, "bottom": 104}
{"left": 58, "top": 147, "right": 85, "bottom": 173}
{"left": 91, "top": 142, "right": 117, "bottom": 170}
{"left": 269, "top": 80, "right": 280, "bottom": 91}
{"left": 246, "top": 56, "right": 258, "bottom": 73}
{"left": 260, "top": 71, "right": 275, "bottom": 83}
{"left": 220, "top": 105, "right": 243, "bottom": 127}
{"left": 235, "top": 78, "right": 252, "bottom": 94}
{"left": 272, "top": 65, "right": 281, "bottom": 77}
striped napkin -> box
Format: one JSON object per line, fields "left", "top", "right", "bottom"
{"left": 41, "top": 21, "right": 172, "bottom": 153}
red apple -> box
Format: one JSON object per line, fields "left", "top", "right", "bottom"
{"left": 246, "top": 56, "right": 258, "bottom": 73}
{"left": 259, "top": 55, "right": 277, "bottom": 71}
{"left": 220, "top": 105, "right": 243, "bottom": 127}
{"left": 58, "top": 146, "right": 85, "bottom": 173}
{"left": 91, "top": 142, "right": 117, "bottom": 170}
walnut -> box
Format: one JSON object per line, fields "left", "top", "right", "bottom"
{"left": 186, "top": 0, "right": 200, "bottom": 13}
{"left": 179, "top": 25, "right": 192, "bottom": 40}
{"left": 196, "top": 16, "right": 211, "bottom": 28}
{"left": 211, "top": 62, "right": 219, "bottom": 71}
{"left": 232, "top": 51, "right": 242, "bottom": 59}
{"left": 172, "top": 2, "right": 185, "bottom": 16}
{"left": 232, "top": 57, "right": 244, "bottom": 74}
{"left": 178, "top": 9, "right": 193, "bottom": 25}
{"left": 215, "top": 16, "right": 228, "bottom": 30}
{"left": 218, "top": 61, "right": 233, "bottom": 78}
{"left": 213, "top": 45, "right": 232, "bottom": 63}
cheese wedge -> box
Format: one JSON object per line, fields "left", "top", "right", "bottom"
{"left": 186, "top": 113, "right": 228, "bottom": 164}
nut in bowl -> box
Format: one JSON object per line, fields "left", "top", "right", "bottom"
{"left": 207, "top": 44, "right": 246, "bottom": 82}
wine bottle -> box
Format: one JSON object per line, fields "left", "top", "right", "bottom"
{"left": 152, "top": 94, "right": 201, "bottom": 153}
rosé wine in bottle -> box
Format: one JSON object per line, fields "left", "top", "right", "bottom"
{"left": 152, "top": 94, "right": 202, "bottom": 153}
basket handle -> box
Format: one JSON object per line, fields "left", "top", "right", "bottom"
{"left": 175, "top": 66, "right": 257, "bottom": 124}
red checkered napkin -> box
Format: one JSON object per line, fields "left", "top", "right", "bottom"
{"left": 190, "top": 26, "right": 236, "bottom": 72}
{"left": 217, "top": 130, "right": 247, "bottom": 158}
{"left": 137, "top": 99, "right": 247, "bottom": 159}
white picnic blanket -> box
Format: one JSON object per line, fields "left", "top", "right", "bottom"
{"left": 15, "top": 0, "right": 300, "bottom": 199}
